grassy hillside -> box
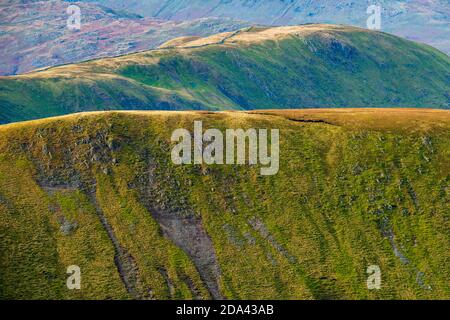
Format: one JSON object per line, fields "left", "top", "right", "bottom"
{"left": 0, "top": 109, "right": 449, "bottom": 299}
{"left": 0, "top": 25, "right": 449, "bottom": 124}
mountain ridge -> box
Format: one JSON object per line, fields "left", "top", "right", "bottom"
{"left": 1, "top": 24, "right": 449, "bottom": 124}
{"left": 80, "top": 0, "right": 450, "bottom": 54}
{"left": 0, "top": 109, "right": 449, "bottom": 299}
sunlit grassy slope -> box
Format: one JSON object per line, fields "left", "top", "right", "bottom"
{"left": 0, "top": 109, "right": 448, "bottom": 299}
{"left": 0, "top": 24, "right": 449, "bottom": 124}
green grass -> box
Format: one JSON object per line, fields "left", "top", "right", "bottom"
{"left": 0, "top": 109, "right": 448, "bottom": 299}
{"left": 0, "top": 25, "right": 449, "bottom": 124}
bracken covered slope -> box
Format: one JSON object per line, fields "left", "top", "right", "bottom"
{"left": 0, "top": 25, "right": 449, "bottom": 124}
{"left": 0, "top": 109, "right": 449, "bottom": 299}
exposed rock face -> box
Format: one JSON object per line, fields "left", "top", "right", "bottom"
{"left": 122, "top": 150, "right": 224, "bottom": 299}
{"left": 147, "top": 212, "right": 224, "bottom": 300}
{"left": 19, "top": 117, "right": 223, "bottom": 299}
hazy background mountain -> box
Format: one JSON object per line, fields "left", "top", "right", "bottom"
{"left": 81, "top": 0, "right": 450, "bottom": 54}
{"left": 0, "top": 0, "right": 249, "bottom": 75}
{"left": 1, "top": 0, "right": 448, "bottom": 76}
{"left": 1, "top": 25, "right": 449, "bottom": 124}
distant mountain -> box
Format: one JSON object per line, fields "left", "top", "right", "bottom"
{"left": 0, "top": 0, "right": 249, "bottom": 75}
{"left": 3, "top": 0, "right": 447, "bottom": 76}
{"left": 81, "top": 0, "right": 450, "bottom": 54}
{"left": 0, "top": 24, "right": 449, "bottom": 124}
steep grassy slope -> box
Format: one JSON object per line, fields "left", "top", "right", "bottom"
{"left": 0, "top": 109, "right": 449, "bottom": 299}
{"left": 1, "top": 25, "right": 449, "bottom": 124}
